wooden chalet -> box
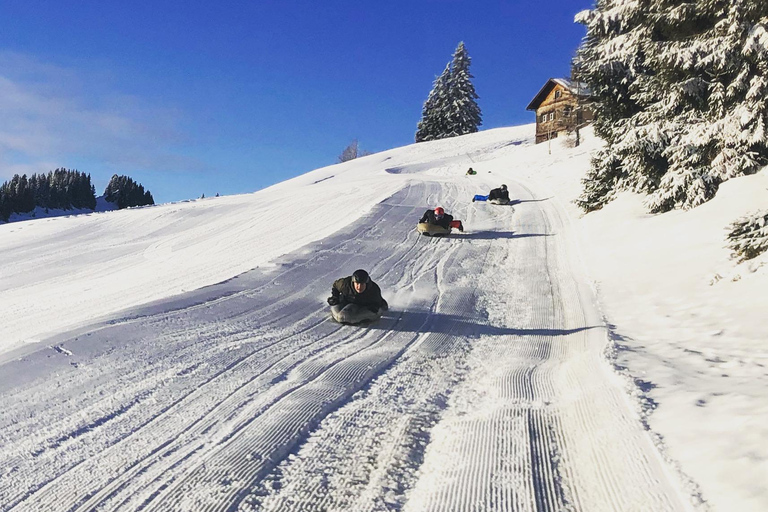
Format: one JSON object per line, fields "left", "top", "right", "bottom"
{"left": 526, "top": 78, "right": 593, "bottom": 144}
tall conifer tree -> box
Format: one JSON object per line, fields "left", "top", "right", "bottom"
{"left": 415, "top": 42, "right": 482, "bottom": 142}
{"left": 415, "top": 64, "right": 452, "bottom": 142}
{"left": 446, "top": 42, "right": 482, "bottom": 137}
{"left": 576, "top": 0, "right": 768, "bottom": 213}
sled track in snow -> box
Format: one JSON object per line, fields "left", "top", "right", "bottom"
{"left": 401, "top": 183, "right": 691, "bottom": 512}
{"left": 0, "top": 178, "right": 694, "bottom": 511}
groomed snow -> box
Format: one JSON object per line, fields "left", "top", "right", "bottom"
{"left": 0, "top": 124, "right": 765, "bottom": 511}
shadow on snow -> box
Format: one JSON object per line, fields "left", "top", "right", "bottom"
{"left": 359, "top": 310, "right": 602, "bottom": 338}
{"left": 458, "top": 231, "right": 553, "bottom": 240}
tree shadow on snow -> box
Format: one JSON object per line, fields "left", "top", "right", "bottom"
{"left": 367, "top": 310, "right": 602, "bottom": 338}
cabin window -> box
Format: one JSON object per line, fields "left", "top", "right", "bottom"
{"left": 549, "top": 112, "right": 555, "bottom": 121}
{"left": 564, "top": 106, "right": 573, "bottom": 117}
{"left": 555, "top": 89, "right": 562, "bottom": 99}
{"left": 541, "top": 113, "right": 547, "bottom": 123}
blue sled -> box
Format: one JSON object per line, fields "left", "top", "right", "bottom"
{"left": 472, "top": 194, "right": 489, "bottom": 202}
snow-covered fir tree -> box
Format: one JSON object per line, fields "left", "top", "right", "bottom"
{"left": 646, "top": 0, "right": 768, "bottom": 212}
{"left": 446, "top": 42, "right": 482, "bottom": 137}
{"left": 574, "top": 0, "right": 658, "bottom": 212}
{"left": 576, "top": 0, "right": 768, "bottom": 213}
{"left": 415, "top": 64, "right": 452, "bottom": 142}
{"left": 727, "top": 209, "right": 768, "bottom": 261}
{"left": 415, "top": 42, "right": 482, "bottom": 142}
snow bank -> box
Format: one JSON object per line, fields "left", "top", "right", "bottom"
{"left": 483, "top": 128, "right": 768, "bottom": 511}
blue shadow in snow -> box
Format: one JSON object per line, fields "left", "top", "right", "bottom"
{"left": 363, "top": 310, "right": 602, "bottom": 337}
{"left": 509, "top": 197, "right": 552, "bottom": 205}
{"left": 459, "top": 231, "right": 553, "bottom": 240}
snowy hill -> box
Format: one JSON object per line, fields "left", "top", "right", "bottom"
{"left": 0, "top": 125, "right": 765, "bottom": 511}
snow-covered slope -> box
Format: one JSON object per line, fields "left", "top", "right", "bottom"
{"left": 0, "top": 130, "right": 523, "bottom": 357}
{"left": 1, "top": 125, "right": 765, "bottom": 511}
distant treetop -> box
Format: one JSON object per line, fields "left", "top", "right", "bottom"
{"left": 104, "top": 174, "right": 155, "bottom": 209}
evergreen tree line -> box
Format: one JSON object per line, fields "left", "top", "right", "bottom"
{"left": 415, "top": 42, "right": 482, "bottom": 142}
{"left": 575, "top": 0, "right": 768, "bottom": 215}
{"left": 103, "top": 174, "right": 155, "bottom": 210}
{"left": 0, "top": 169, "right": 154, "bottom": 221}
{"left": 0, "top": 169, "right": 96, "bottom": 221}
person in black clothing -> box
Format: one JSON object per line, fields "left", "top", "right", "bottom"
{"left": 327, "top": 269, "right": 388, "bottom": 324}
{"left": 488, "top": 184, "right": 510, "bottom": 204}
{"left": 418, "top": 207, "right": 464, "bottom": 232}
{"left": 420, "top": 206, "right": 452, "bottom": 229}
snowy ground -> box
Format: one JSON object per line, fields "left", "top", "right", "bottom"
{"left": 0, "top": 125, "right": 765, "bottom": 511}
{"left": 477, "top": 130, "right": 768, "bottom": 512}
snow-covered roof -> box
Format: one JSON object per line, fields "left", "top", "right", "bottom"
{"left": 526, "top": 78, "right": 591, "bottom": 110}
{"left": 552, "top": 78, "right": 591, "bottom": 96}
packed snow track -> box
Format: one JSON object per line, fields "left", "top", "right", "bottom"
{"left": 0, "top": 178, "right": 693, "bottom": 511}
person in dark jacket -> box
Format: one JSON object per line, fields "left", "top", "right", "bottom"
{"left": 417, "top": 206, "right": 464, "bottom": 234}
{"left": 419, "top": 206, "right": 453, "bottom": 229}
{"left": 488, "top": 184, "right": 510, "bottom": 203}
{"left": 473, "top": 184, "right": 510, "bottom": 203}
{"left": 327, "top": 269, "right": 388, "bottom": 324}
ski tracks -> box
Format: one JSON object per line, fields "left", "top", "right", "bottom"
{"left": 1, "top": 180, "right": 469, "bottom": 512}
{"left": 402, "top": 183, "right": 694, "bottom": 512}
{"left": 0, "top": 177, "right": 696, "bottom": 511}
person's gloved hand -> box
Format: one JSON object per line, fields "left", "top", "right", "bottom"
{"left": 327, "top": 296, "right": 340, "bottom": 306}
{"left": 381, "top": 299, "right": 389, "bottom": 311}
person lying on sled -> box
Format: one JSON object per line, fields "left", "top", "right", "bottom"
{"left": 327, "top": 269, "right": 388, "bottom": 324}
{"left": 417, "top": 206, "right": 464, "bottom": 235}
{"left": 488, "top": 184, "right": 510, "bottom": 204}
{"left": 473, "top": 184, "right": 510, "bottom": 204}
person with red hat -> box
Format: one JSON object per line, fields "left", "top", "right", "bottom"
{"left": 417, "top": 206, "right": 464, "bottom": 236}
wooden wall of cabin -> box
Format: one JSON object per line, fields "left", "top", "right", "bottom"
{"left": 534, "top": 84, "right": 591, "bottom": 143}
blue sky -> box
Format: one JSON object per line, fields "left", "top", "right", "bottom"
{"left": 0, "top": 0, "right": 591, "bottom": 203}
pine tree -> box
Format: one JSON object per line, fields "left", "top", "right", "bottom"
{"left": 338, "top": 139, "right": 359, "bottom": 162}
{"left": 446, "top": 42, "right": 482, "bottom": 137}
{"left": 104, "top": 174, "right": 155, "bottom": 209}
{"left": 574, "top": 0, "right": 659, "bottom": 211}
{"left": 415, "top": 64, "right": 452, "bottom": 142}
{"left": 727, "top": 209, "right": 768, "bottom": 261}
{"left": 576, "top": 0, "right": 768, "bottom": 213}
{"left": 416, "top": 42, "right": 482, "bottom": 142}
{"left": 646, "top": 0, "right": 768, "bottom": 212}
{"left": 0, "top": 190, "right": 10, "bottom": 221}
